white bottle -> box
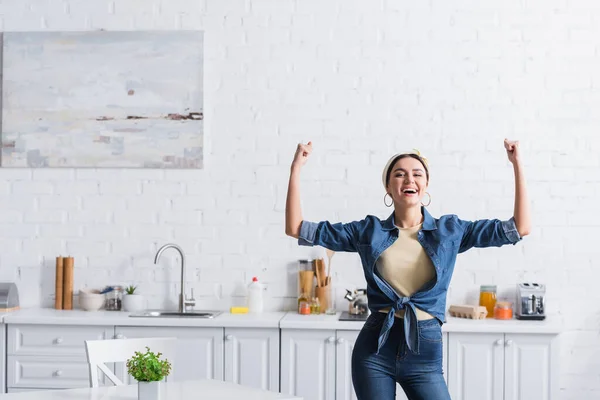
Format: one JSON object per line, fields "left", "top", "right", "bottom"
{"left": 247, "top": 277, "right": 264, "bottom": 313}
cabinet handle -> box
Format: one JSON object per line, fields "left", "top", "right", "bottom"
{"left": 505, "top": 339, "right": 513, "bottom": 347}
{"left": 336, "top": 338, "right": 345, "bottom": 345}
{"left": 495, "top": 339, "right": 503, "bottom": 346}
{"left": 225, "top": 335, "right": 233, "bottom": 341}
{"left": 54, "top": 370, "right": 63, "bottom": 377}
{"left": 327, "top": 337, "right": 335, "bottom": 343}
{"left": 54, "top": 337, "right": 63, "bottom": 344}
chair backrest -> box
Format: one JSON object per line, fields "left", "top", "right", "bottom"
{"left": 84, "top": 337, "right": 177, "bottom": 388}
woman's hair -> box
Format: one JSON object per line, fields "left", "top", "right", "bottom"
{"left": 384, "top": 153, "right": 430, "bottom": 188}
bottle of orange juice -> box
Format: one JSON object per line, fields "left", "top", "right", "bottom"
{"left": 479, "top": 285, "right": 497, "bottom": 318}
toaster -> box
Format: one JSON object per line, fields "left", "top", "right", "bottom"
{"left": 516, "top": 283, "right": 546, "bottom": 320}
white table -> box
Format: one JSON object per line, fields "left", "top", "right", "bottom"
{"left": 0, "top": 380, "right": 302, "bottom": 399}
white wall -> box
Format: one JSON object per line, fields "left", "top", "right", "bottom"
{"left": 0, "top": 1, "right": 598, "bottom": 397}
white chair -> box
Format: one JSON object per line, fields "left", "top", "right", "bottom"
{"left": 84, "top": 337, "right": 177, "bottom": 388}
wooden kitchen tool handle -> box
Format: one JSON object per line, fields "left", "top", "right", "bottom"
{"left": 314, "top": 259, "right": 322, "bottom": 287}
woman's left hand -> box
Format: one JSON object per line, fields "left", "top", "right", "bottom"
{"left": 504, "top": 139, "right": 521, "bottom": 166}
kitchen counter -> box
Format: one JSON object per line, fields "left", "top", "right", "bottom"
{"left": 279, "top": 311, "right": 563, "bottom": 334}
{"left": 1, "top": 308, "right": 286, "bottom": 328}
{"left": 0, "top": 308, "right": 563, "bottom": 333}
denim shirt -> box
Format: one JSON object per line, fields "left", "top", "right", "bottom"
{"left": 298, "top": 207, "right": 522, "bottom": 355}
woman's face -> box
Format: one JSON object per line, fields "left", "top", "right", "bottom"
{"left": 386, "top": 156, "right": 429, "bottom": 208}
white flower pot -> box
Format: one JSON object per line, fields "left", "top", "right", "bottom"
{"left": 123, "top": 294, "right": 145, "bottom": 312}
{"left": 138, "top": 381, "right": 161, "bottom": 400}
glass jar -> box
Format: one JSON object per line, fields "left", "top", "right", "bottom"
{"left": 479, "top": 285, "right": 497, "bottom": 318}
{"left": 105, "top": 286, "right": 123, "bottom": 311}
{"left": 299, "top": 301, "right": 311, "bottom": 315}
{"left": 325, "top": 283, "right": 336, "bottom": 315}
{"left": 297, "top": 259, "right": 315, "bottom": 312}
{"left": 494, "top": 301, "right": 513, "bottom": 320}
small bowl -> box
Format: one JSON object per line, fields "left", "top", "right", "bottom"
{"left": 79, "top": 291, "right": 105, "bottom": 311}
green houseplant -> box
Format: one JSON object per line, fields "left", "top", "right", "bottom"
{"left": 127, "top": 347, "right": 172, "bottom": 400}
{"left": 125, "top": 285, "right": 137, "bottom": 295}
{"left": 122, "top": 284, "right": 145, "bottom": 313}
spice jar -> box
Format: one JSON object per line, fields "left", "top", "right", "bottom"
{"left": 479, "top": 285, "right": 497, "bottom": 319}
{"left": 104, "top": 286, "right": 123, "bottom": 311}
{"left": 494, "top": 301, "right": 513, "bottom": 320}
{"left": 299, "top": 301, "right": 311, "bottom": 315}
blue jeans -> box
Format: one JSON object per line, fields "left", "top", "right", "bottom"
{"left": 352, "top": 312, "right": 451, "bottom": 400}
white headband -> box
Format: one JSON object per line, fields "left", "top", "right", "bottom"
{"left": 381, "top": 149, "right": 429, "bottom": 189}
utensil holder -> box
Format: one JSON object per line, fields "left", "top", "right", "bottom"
{"left": 315, "top": 283, "right": 334, "bottom": 315}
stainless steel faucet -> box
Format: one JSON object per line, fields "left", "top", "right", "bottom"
{"left": 154, "top": 243, "right": 196, "bottom": 313}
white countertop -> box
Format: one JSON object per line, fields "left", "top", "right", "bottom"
{"left": 279, "top": 312, "right": 563, "bottom": 334}
{"left": 1, "top": 308, "right": 286, "bottom": 328}
{"left": 0, "top": 379, "right": 301, "bottom": 400}
{"left": 0, "top": 308, "right": 563, "bottom": 334}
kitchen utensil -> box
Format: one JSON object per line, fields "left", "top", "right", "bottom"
{"left": 0, "top": 282, "right": 19, "bottom": 312}
{"left": 325, "top": 249, "right": 335, "bottom": 285}
{"left": 339, "top": 311, "right": 368, "bottom": 321}
{"left": 315, "top": 258, "right": 327, "bottom": 287}
{"left": 448, "top": 304, "right": 488, "bottom": 319}
{"left": 79, "top": 289, "right": 104, "bottom": 311}
{"left": 516, "top": 282, "right": 546, "bottom": 320}
{"left": 314, "top": 259, "right": 322, "bottom": 287}
{"left": 344, "top": 289, "right": 369, "bottom": 315}
{"left": 315, "top": 284, "right": 331, "bottom": 314}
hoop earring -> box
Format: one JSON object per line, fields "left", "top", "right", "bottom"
{"left": 421, "top": 192, "right": 432, "bottom": 207}
{"left": 384, "top": 193, "right": 393, "bottom": 207}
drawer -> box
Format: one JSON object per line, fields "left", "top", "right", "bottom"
{"left": 7, "top": 324, "right": 114, "bottom": 357}
{"left": 7, "top": 355, "right": 107, "bottom": 389}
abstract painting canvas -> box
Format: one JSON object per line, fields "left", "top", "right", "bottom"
{"left": 1, "top": 31, "right": 203, "bottom": 168}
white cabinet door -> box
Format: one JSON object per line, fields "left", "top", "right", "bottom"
{"left": 281, "top": 329, "right": 336, "bottom": 400}
{"left": 504, "top": 334, "right": 559, "bottom": 400}
{"left": 224, "top": 328, "right": 279, "bottom": 392}
{"left": 1, "top": 324, "right": 5, "bottom": 393}
{"left": 448, "top": 333, "right": 504, "bottom": 400}
{"left": 114, "top": 326, "right": 224, "bottom": 383}
{"left": 335, "top": 330, "right": 357, "bottom": 400}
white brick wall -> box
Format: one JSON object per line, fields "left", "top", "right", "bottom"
{"left": 0, "top": 0, "right": 598, "bottom": 397}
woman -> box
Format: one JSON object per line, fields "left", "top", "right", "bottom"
{"left": 285, "top": 139, "right": 530, "bottom": 400}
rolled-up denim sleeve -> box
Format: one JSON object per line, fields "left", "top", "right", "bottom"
{"left": 297, "top": 220, "right": 361, "bottom": 252}
{"left": 456, "top": 216, "right": 522, "bottom": 253}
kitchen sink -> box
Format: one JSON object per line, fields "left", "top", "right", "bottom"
{"left": 129, "top": 310, "right": 222, "bottom": 318}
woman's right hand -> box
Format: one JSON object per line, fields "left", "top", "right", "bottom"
{"left": 291, "top": 141, "right": 313, "bottom": 170}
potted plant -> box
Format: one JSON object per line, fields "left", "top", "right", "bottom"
{"left": 123, "top": 285, "right": 145, "bottom": 312}
{"left": 126, "top": 347, "right": 172, "bottom": 400}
